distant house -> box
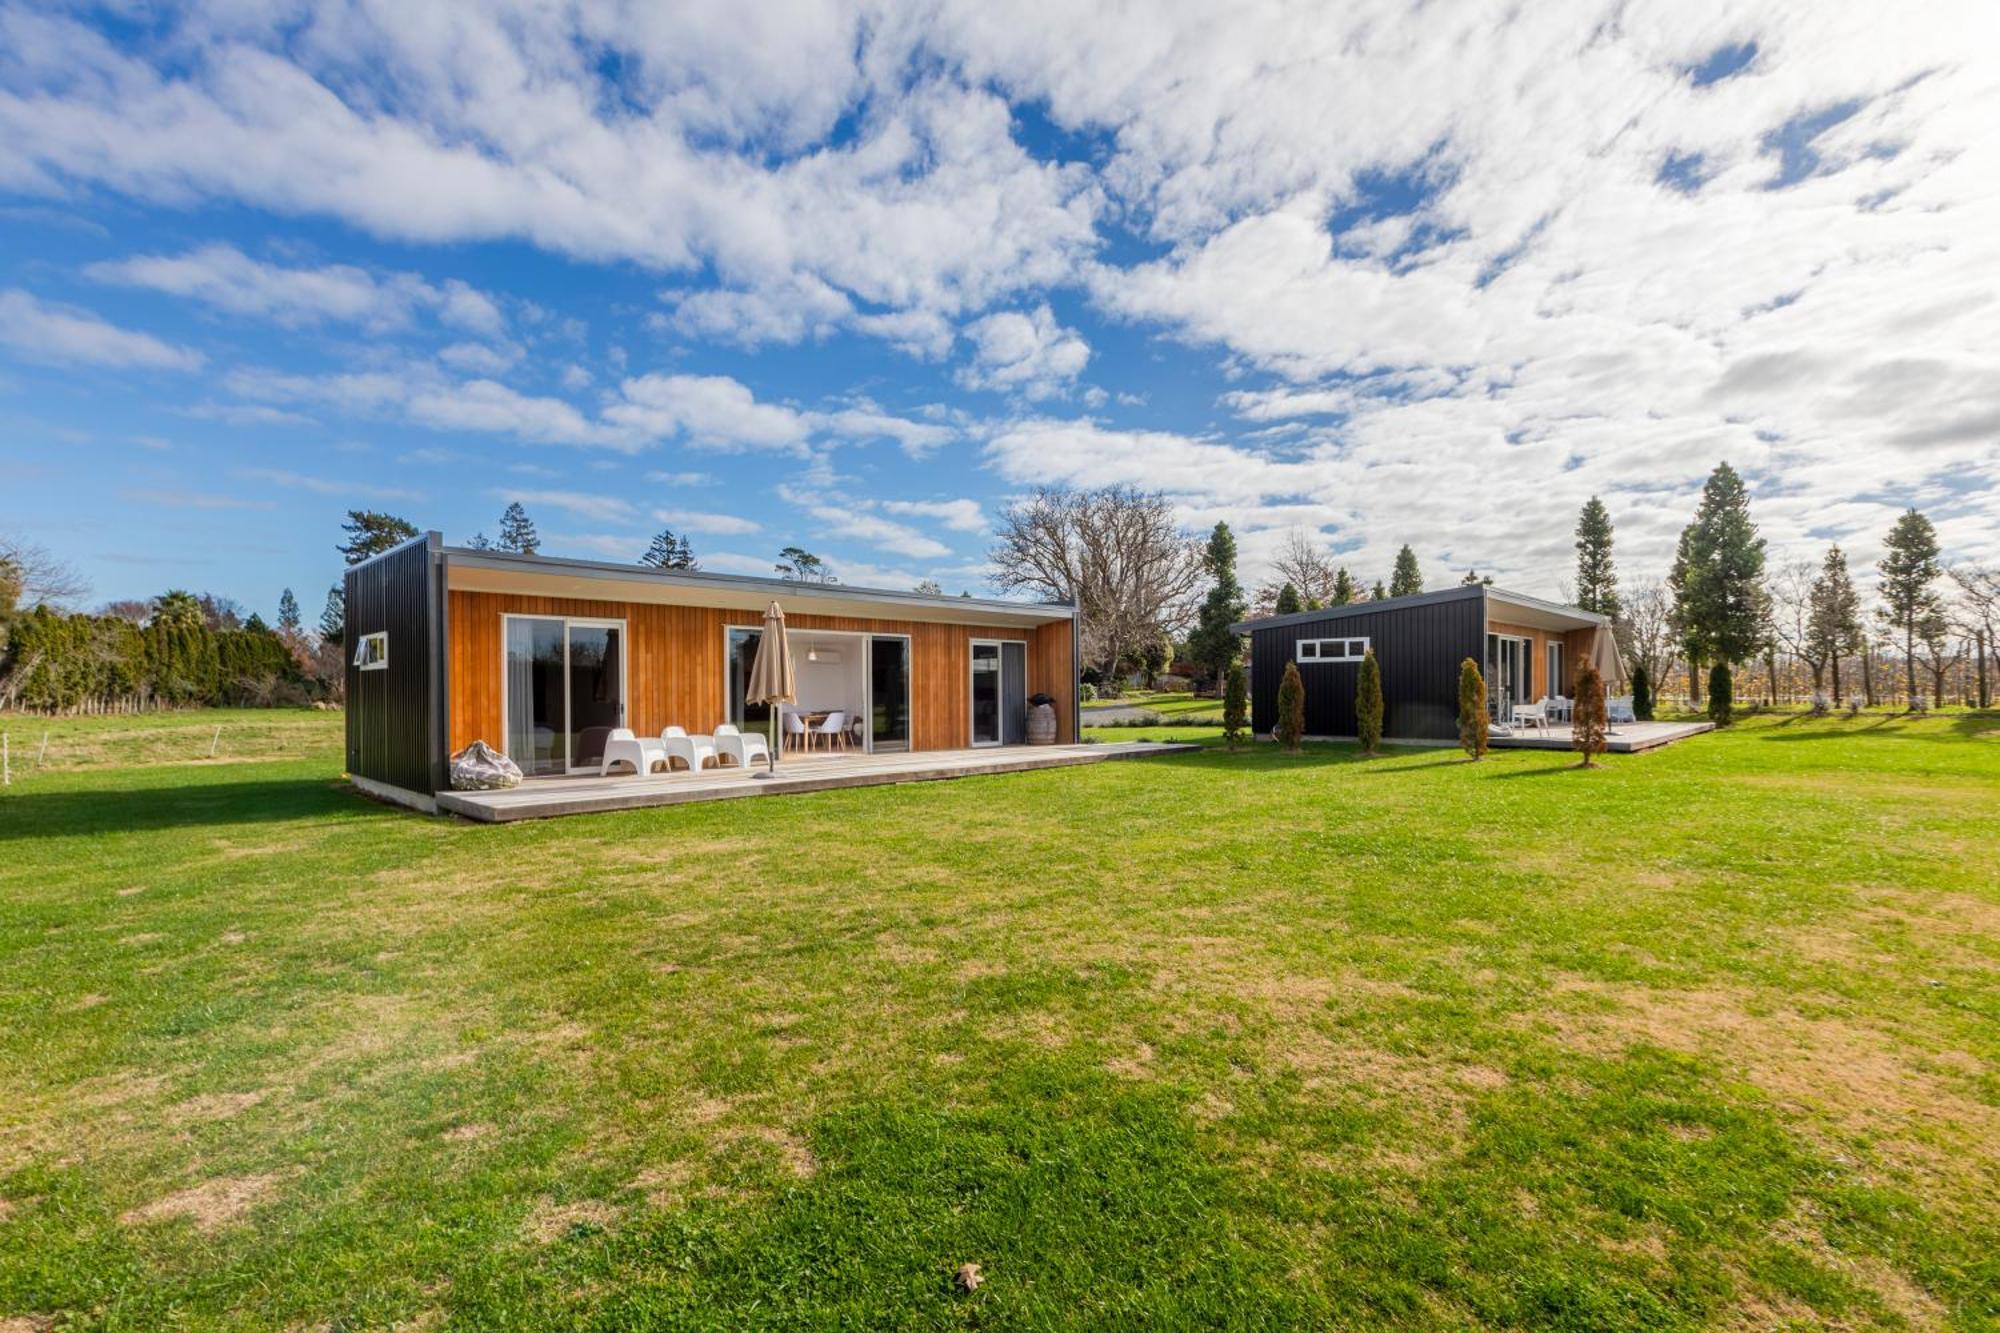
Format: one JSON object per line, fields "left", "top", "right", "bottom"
{"left": 1231, "top": 585, "right": 1619, "bottom": 742}
{"left": 343, "top": 533, "right": 1080, "bottom": 810}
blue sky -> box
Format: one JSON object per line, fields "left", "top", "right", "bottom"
{"left": 3, "top": 2, "right": 1997, "bottom": 621}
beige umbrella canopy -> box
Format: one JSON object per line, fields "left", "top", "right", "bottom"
{"left": 1588, "top": 624, "right": 1623, "bottom": 686}
{"left": 744, "top": 601, "right": 795, "bottom": 774}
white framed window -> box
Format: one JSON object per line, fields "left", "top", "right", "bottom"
{"left": 1297, "top": 636, "right": 1369, "bottom": 663}
{"left": 352, "top": 631, "right": 389, "bottom": 671}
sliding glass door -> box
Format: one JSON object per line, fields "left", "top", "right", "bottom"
{"left": 1485, "top": 633, "right": 1529, "bottom": 717}
{"left": 869, "top": 636, "right": 910, "bottom": 752}
{"left": 970, "top": 640, "right": 1028, "bottom": 746}
{"left": 504, "top": 616, "right": 625, "bottom": 775}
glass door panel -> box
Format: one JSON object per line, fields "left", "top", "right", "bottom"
{"left": 870, "top": 636, "right": 910, "bottom": 752}
{"left": 727, "top": 627, "right": 770, "bottom": 731}
{"left": 565, "top": 623, "right": 622, "bottom": 772}
{"left": 970, "top": 642, "right": 1001, "bottom": 746}
{"left": 1001, "top": 641, "right": 1027, "bottom": 744}
{"left": 505, "top": 617, "right": 567, "bottom": 776}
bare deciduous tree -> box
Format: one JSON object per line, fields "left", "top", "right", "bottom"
{"left": 990, "top": 485, "right": 1203, "bottom": 675}
{"left": 0, "top": 536, "right": 89, "bottom": 612}
{"left": 1269, "top": 528, "right": 1341, "bottom": 607}
{"left": 1949, "top": 566, "right": 1998, "bottom": 707}
{"left": 1769, "top": 559, "right": 1829, "bottom": 702}
{"left": 1616, "top": 578, "right": 1675, "bottom": 693}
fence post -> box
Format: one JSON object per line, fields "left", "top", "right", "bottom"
{"left": 37, "top": 731, "right": 49, "bottom": 768}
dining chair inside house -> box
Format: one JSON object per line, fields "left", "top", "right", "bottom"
{"left": 781, "top": 708, "right": 809, "bottom": 753}
{"left": 812, "top": 710, "right": 849, "bottom": 752}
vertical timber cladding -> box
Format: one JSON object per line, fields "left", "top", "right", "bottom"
{"left": 446, "top": 590, "right": 1079, "bottom": 754}
{"left": 1485, "top": 619, "right": 1603, "bottom": 698}
{"left": 1249, "top": 592, "right": 1485, "bottom": 740}
{"left": 344, "top": 533, "right": 447, "bottom": 794}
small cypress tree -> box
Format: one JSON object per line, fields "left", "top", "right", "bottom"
{"left": 1330, "top": 568, "right": 1357, "bottom": 606}
{"left": 319, "top": 585, "right": 345, "bottom": 647}
{"left": 1355, "top": 648, "right": 1384, "bottom": 755}
{"left": 1222, "top": 662, "right": 1248, "bottom": 751}
{"left": 1707, "top": 661, "right": 1733, "bottom": 726}
{"left": 1573, "top": 661, "right": 1608, "bottom": 767}
{"left": 1275, "top": 660, "right": 1306, "bottom": 753}
{"left": 1273, "top": 582, "right": 1302, "bottom": 616}
{"left": 1630, "top": 663, "right": 1654, "bottom": 721}
{"left": 276, "top": 588, "right": 301, "bottom": 635}
{"left": 1457, "top": 657, "right": 1488, "bottom": 759}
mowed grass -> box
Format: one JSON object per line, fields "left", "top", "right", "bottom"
{"left": 2, "top": 709, "right": 1997, "bottom": 1328}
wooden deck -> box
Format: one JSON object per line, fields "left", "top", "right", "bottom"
{"left": 1489, "top": 719, "right": 1713, "bottom": 752}
{"left": 433, "top": 741, "right": 1199, "bottom": 822}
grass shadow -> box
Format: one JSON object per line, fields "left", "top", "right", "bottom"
{"left": 0, "top": 776, "right": 387, "bottom": 841}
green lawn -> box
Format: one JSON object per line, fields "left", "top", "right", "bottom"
{"left": 2, "top": 708, "right": 1997, "bottom": 1328}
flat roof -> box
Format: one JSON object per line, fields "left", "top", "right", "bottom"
{"left": 1231, "top": 584, "right": 1606, "bottom": 635}
{"left": 440, "top": 542, "right": 1078, "bottom": 629}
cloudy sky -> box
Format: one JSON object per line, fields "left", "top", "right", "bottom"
{"left": 3, "top": 1, "right": 1997, "bottom": 616}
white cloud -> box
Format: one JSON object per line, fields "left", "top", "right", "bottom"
{"left": 881, "top": 498, "right": 986, "bottom": 532}
{"left": 236, "top": 466, "right": 422, "bottom": 501}
{"left": 438, "top": 341, "right": 522, "bottom": 375}
{"left": 605, "top": 373, "right": 812, "bottom": 452}
{"left": 654, "top": 508, "right": 761, "bottom": 535}
{"left": 0, "top": 288, "right": 203, "bottom": 370}
{"left": 645, "top": 469, "right": 716, "bottom": 486}
{"left": 86, "top": 244, "right": 507, "bottom": 334}
{"left": 489, "top": 489, "right": 639, "bottom": 524}
{"left": 956, "top": 304, "right": 1090, "bottom": 398}
{"left": 805, "top": 504, "right": 953, "bottom": 560}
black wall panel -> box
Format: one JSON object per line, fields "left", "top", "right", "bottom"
{"left": 1248, "top": 590, "right": 1484, "bottom": 741}
{"left": 344, "top": 534, "right": 448, "bottom": 794}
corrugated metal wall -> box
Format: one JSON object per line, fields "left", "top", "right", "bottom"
{"left": 1249, "top": 593, "right": 1484, "bottom": 740}
{"left": 344, "top": 534, "right": 446, "bottom": 794}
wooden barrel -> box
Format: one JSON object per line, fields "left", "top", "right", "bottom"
{"left": 1026, "top": 702, "right": 1057, "bottom": 745}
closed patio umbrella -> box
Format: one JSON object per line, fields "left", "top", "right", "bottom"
{"left": 1589, "top": 624, "right": 1622, "bottom": 686}
{"left": 744, "top": 600, "right": 795, "bottom": 777}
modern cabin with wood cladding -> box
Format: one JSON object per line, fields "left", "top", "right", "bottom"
{"left": 343, "top": 533, "right": 1081, "bottom": 810}
{"left": 1232, "top": 584, "right": 1621, "bottom": 743}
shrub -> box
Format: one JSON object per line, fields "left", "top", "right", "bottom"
{"left": 1275, "top": 660, "right": 1305, "bottom": 752}
{"left": 1080, "top": 682, "right": 1098, "bottom": 702}
{"left": 1631, "top": 663, "right": 1653, "bottom": 721}
{"left": 1707, "top": 662, "right": 1733, "bottom": 726}
{"left": 1155, "top": 674, "right": 1195, "bottom": 694}
{"left": 1457, "top": 657, "right": 1488, "bottom": 759}
{"left": 1222, "top": 662, "right": 1248, "bottom": 750}
{"left": 1573, "top": 661, "right": 1608, "bottom": 767}
{"left": 1355, "top": 647, "right": 1383, "bottom": 756}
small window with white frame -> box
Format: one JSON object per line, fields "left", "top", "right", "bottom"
{"left": 352, "top": 631, "right": 389, "bottom": 671}
{"left": 1296, "top": 636, "right": 1369, "bottom": 663}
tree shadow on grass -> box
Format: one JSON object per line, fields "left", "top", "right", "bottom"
{"left": 0, "top": 776, "right": 395, "bottom": 841}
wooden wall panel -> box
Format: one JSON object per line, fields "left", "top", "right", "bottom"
{"left": 447, "top": 590, "right": 1075, "bottom": 755}
{"left": 1489, "top": 620, "right": 1601, "bottom": 698}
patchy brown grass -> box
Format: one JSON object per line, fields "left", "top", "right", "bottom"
{"left": 521, "top": 1198, "right": 618, "bottom": 1244}
{"left": 120, "top": 1173, "right": 285, "bottom": 1231}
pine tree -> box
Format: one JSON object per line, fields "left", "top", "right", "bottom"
{"left": 465, "top": 532, "right": 494, "bottom": 550}
{"left": 1187, "top": 522, "right": 1246, "bottom": 686}
{"left": 1876, "top": 508, "right": 1942, "bottom": 708}
{"left": 1389, "top": 545, "right": 1423, "bottom": 598}
{"left": 1707, "top": 661, "right": 1734, "bottom": 726}
{"left": 641, "top": 528, "right": 698, "bottom": 570}
{"left": 1331, "top": 568, "right": 1357, "bottom": 606}
{"left": 776, "top": 546, "right": 835, "bottom": 583}
{"left": 1275, "top": 660, "right": 1306, "bottom": 753}
{"left": 338, "top": 510, "right": 418, "bottom": 564}
{"left": 1457, "top": 658, "right": 1488, "bottom": 759}
{"left": 1669, "top": 462, "right": 1767, "bottom": 700}
{"left": 1223, "top": 662, "right": 1249, "bottom": 751}
{"left": 277, "top": 588, "right": 301, "bottom": 634}
{"left": 1573, "top": 497, "right": 1620, "bottom": 618}
{"left": 1274, "top": 582, "right": 1303, "bottom": 616}
{"left": 1630, "top": 663, "right": 1653, "bottom": 721}
{"left": 497, "top": 502, "right": 540, "bottom": 555}
{"left": 1355, "top": 647, "right": 1384, "bottom": 756}
{"left": 319, "top": 586, "right": 345, "bottom": 647}
{"left": 1371, "top": 580, "right": 1389, "bottom": 602}
{"left": 1808, "top": 544, "right": 1862, "bottom": 706}
{"left": 1573, "top": 661, "right": 1608, "bottom": 767}
{"left": 1459, "top": 569, "right": 1493, "bottom": 586}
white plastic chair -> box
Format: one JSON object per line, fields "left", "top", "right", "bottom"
{"left": 780, "top": 710, "right": 809, "bottom": 753}
{"left": 811, "top": 710, "right": 849, "bottom": 751}
{"left": 660, "top": 725, "right": 717, "bottom": 772}
{"left": 713, "top": 723, "right": 770, "bottom": 768}
{"left": 1548, "top": 694, "right": 1572, "bottom": 723}
{"left": 1607, "top": 695, "right": 1636, "bottom": 724}
{"left": 600, "top": 727, "right": 668, "bottom": 777}
{"left": 1511, "top": 699, "right": 1548, "bottom": 732}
